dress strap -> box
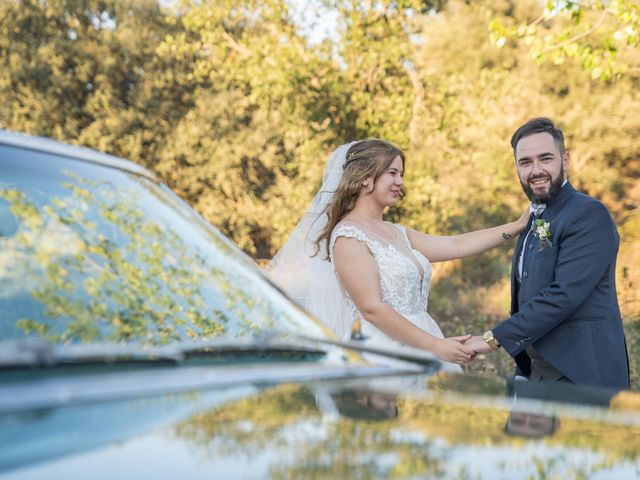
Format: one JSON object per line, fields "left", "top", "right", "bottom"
{"left": 390, "top": 223, "right": 413, "bottom": 250}
{"left": 329, "top": 222, "right": 376, "bottom": 261}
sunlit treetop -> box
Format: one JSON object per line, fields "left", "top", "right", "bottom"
{"left": 490, "top": 0, "right": 640, "bottom": 81}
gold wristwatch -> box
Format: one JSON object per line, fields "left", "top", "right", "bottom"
{"left": 483, "top": 330, "right": 501, "bottom": 351}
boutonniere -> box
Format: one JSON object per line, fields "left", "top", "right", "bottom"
{"left": 533, "top": 219, "right": 552, "bottom": 250}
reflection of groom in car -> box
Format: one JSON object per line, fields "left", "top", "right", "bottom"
{"left": 467, "top": 117, "right": 630, "bottom": 389}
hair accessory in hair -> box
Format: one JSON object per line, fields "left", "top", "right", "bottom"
{"left": 343, "top": 151, "right": 357, "bottom": 169}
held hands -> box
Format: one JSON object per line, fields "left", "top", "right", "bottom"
{"left": 435, "top": 335, "right": 476, "bottom": 365}
{"left": 463, "top": 335, "right": 492, "bottom": 353}
{"left": 434, "top": 334, "right": 495, "bottom": 365}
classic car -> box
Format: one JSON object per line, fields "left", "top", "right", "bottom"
{"left": 0, "top": 130, "right": 638, "bottom": 479}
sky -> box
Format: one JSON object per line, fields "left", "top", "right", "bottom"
{"left": 288, "top": 0, "right": 339, "bottom": 45}
{"left": 159, "top": 0, "right": 339, "bottom": 45}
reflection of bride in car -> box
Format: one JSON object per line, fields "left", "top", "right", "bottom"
{"left": 267, "top": 139, "right": 528, "bottom": 368}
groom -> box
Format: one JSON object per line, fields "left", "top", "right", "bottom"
{"left": 467, "top": 117, "right": 630, "bottom": 389}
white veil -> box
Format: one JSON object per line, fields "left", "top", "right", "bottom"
{"left": 265, "top": 142, "right": 356, "bottom": 340}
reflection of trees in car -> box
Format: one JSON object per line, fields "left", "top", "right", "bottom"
{"left": 176, "top": 385, "right": 318, "bottom": 451}
{"left": 174, "top": 384, "right": 640, "bottom": 478}
{"left": 175, "top": 384, "right": 445, "bottom": 479}
{"left": 1, "top": 171, "right": 282, "bottom": 345}
{"left": 401, "top": 399, "right": 640, "bottom": 473}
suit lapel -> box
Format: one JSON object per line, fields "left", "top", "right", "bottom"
{"left": 540, "top": 181, "right": 575, "bottom": 222}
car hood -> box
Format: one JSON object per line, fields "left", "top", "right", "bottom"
{"left": 1, "top": 367, "right": 639, "bottom": 480}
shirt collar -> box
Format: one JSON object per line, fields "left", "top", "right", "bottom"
{"left": 529, "top": 203, "right": 546, "bottom": 216}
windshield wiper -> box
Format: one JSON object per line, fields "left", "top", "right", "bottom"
{"left": 178, "top": 337, "right": 327, "bottom": 363}
{"left": 0, "top": 334, "right": 443, "bottom": 372}
{"left": 0, "top": 339, "right": 179, "bottom": 370}
{"left": 0, "top": 336, "right": 327, "bottom": 370}
{"left": 293, "top": 335, "right": 442, "bottom": 371}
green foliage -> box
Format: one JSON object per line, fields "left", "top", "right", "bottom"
{"left": 490, "top": 0, "right": 640, "bottom": 80}
{"left": 152, "top": 0, "right": 343, "bottom": 256}
{"left": 0, "top": 0, "right": 188, "bottom": 164}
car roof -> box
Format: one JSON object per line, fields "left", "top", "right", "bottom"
{"left": 0, "top": 129, "right": 157, "bottom": 182}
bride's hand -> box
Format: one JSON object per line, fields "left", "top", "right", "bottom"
{"left": 433, "top": 335, "right": 475, "bottom": 364}
{"left": 516, "top": 206, "right": 530, "bottom": 232}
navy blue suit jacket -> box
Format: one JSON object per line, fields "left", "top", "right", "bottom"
{"left": 493, "top": 182, "right": 630, "bottom": 389}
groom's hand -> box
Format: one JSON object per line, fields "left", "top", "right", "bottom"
{"left": 464, "top": 335, "right": 492, "bottom": 353}
{"left": 448, "top": 335, "right": 476, "bottom": 363}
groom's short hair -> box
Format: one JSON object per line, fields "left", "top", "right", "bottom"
{"left": 511, "top": 117, "right": 566, "bottom": 156}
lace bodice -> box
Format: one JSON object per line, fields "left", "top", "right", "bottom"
{"left": 329, "top": 222, "right": 432, "bottom": 320}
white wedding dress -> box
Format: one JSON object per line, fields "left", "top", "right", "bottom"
{"left": 265, "top": 142, "right": 461, "bottom": 375}
{"left": 330, "top": 220, "right": 462, "bottom": 373}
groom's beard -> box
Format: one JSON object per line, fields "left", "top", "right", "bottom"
{"left": 520, "top": 166, "right": 565, "bottom": 204}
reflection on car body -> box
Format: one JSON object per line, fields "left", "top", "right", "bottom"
{"left": 0, "top": 130, "right": 639, "bottom": 479}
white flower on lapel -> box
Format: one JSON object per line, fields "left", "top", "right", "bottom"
{"left": 533, "top": 219, "right": 552, "bottom": 250}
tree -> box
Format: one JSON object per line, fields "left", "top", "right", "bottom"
{"left": 490, "top": 0, "right": 640, "bottom": 80}
{"left": 0, "top": 0, "right": 187, "bottom": 165}
{"left": 154, "top": 0, "right": 345, "bottom": 256}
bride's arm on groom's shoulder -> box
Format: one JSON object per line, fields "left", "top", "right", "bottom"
{"left": 406, "top": 206, "right": 529, "bottom": 263}
{"left": 332, "top": 237, "right": 475, "bottom": 364}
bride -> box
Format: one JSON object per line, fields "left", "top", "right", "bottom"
{"left": 267, "top": 139, "right": 528, "bottom": 366}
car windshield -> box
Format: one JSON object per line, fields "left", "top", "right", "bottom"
{"left": 0, "top": 142, "right": 330, "bottom": 347}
